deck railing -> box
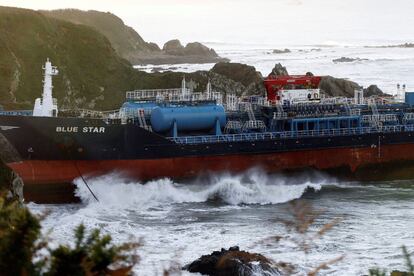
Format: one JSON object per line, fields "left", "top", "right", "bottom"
{"left": 167, "top": 125, "right": 414, "bottom": 145}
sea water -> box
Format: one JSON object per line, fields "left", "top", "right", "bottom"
{"left": 135, "top": 42, "right": 414, "bottom": 95}
{"left": 28, "top": 169, "right": 414, "bottom": 275}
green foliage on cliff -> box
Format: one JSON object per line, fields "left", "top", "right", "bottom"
{"left": 41, "top": 9, "right": 158, "bottom": 61}
{"left": 0, "top": 6, "right": 226, "bottom": 111}
{"left": 0, "top": 6, "right": 137, "bottom": 110}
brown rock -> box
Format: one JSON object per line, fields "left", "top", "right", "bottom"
{"left": 319, "top": 76, "right": 360, "bottom": 97}
{"left": 268, "top": 63, "right": 289, "bottom": 77}
{"left": 162, "top": 39, "right": 185, "bottom": 55}
{"left": 211, "top": 62, "right": 265, "bottom": 96}
{"left": 273, "top": 48, "right": 291, "bottom": 54}
{"left": 184, "top": 246, "right": 280, "bottom": 276}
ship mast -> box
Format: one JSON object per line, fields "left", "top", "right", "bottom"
{"left": 33, "top": 58, "right": 59, "bottom": 117}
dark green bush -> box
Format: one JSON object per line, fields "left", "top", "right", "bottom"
{"left": 0, "top": 194, "right": 139, "bottom": 276}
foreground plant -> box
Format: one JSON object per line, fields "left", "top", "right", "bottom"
{"left": 0, "top": 192, "right": 139, "bottom": 276}
{"left": 257, "top": 200, "right": 344, "bottom": 275}
{"left": 369, "top": 246, "right": 414, "bottom": 276}
{"left": 0, "top": 195, "right": 44, "bottom": 275}
{"left": 47, "top": 224, "right": 140, "bottom": 276}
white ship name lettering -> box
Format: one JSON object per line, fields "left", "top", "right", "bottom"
{"left": 56, "top": 126, "right": 105, "bottom": 133}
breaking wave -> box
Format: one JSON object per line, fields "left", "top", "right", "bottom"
{"left": 74, "top": 169, "right": 332, "bottom": 208}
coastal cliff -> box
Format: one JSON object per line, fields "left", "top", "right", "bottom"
{"left": 0, "top": 6, "right": 227, "bottom": 110}
{"left": 0, "top": 6, "right": 385, "bottom": 111}
{"left": 41, "top": 9, "right": 228, "bottom": 65}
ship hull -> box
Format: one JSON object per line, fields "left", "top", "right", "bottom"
{"left": 8, "top": 143, "right": 414, "bottom": 203}
{"left": 2, "top": 115, "right": 414, "bottom": 203}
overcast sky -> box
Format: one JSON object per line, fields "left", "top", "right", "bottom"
{"left": 1, "top": 0, "right": 414, "bottom": 46}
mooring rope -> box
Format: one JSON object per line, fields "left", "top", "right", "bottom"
{"left": 73, "top": 161, "right": 99, "bottom": 202}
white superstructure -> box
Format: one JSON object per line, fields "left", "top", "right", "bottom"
{"left": 33, "top": 58, "right": 59, "bottom": 117}
{"left": 280, "top": 88, "right": 320, "bottom": 104}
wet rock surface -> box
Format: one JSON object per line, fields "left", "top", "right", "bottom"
{"left": 272, "top": 49, "right": 291, "bottom": 54}
{"left": 184, "top": 246, "right": 281, "bottom": 276}
{"left": 333, "top": 57, "right": 368, "bottom": 63}
{"left": 363, "top": 84, "right": 386, "bottom": 97}
{"left": 210, "top": 62, "right": 265, "bottom": 96}
{"left": 267, "top": 63, "right": 289, "bottom": 77}
{"left": 319, "top": 76, "right": 360, "bottom": 97}
{"left": 365, "top": 43, "right": 414, "bottom": 48}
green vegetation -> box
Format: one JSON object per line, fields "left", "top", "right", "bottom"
{"left": 0, "top": 196, "right": 43, "bottom": 275}
{"left": 0, "top": 6, "right": 214, "bottom": 110}
{"left": 40, "top": 9, "right": 225, "bottom": 65}
{"left": 47, "top": 224, "right": 139, "bottom": 275}
{"left": 0, "top": 6, "right": 134, "bottom": 110}
{"left": 0, "top": 194, "right": 139, "bottom": 276}
{"left": 41, "top": 9, "right": 158, "bottom": 60}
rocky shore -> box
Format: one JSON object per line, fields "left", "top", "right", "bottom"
{"left": 333, "top": 57, "right": 368, "bottom": 63}
{"left": 133, "top": 39, "right": 229, "bottom": 65}
{"left": 184, "top": 246, "right": 282, "bottom": 276}
{"left": 365, "top": 43, "right": 414, "bottom": 48}
{"left": 272, "top": 49, "right": 291, "bottom": 54}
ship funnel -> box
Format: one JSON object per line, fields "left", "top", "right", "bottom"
{"left": 33, "top": 58, "right": 59, "bottom": 117}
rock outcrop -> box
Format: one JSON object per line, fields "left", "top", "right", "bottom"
{"left": 273, "top": 49, "right": 291, "bottom": 54}
{"left": 210, "top": 62, "right": 265, "bottom": 96}
{"left": 184, "top": 246, "right": 281, "bottom": 276}
{"left": 320, "top": 77, "right": 387, "bottom": 98}
{"left": 268, "top": 63, "right": 289, "bottom": 77}
{"left": 333, "top": 57, "right": 368, "bottom": 63}
{"left": 365, "top": 43, "right": 414, "bottom": 48}
{"left": 363, "top": 85, "right": 386, "bottom": 97}
{"left": 163, "top": 40, "right": 218, "bottom": 57}
{"left": 319, "top": 76, "right": 360, "bottom": 97}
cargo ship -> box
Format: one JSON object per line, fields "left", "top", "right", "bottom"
{"left": 1, "top": 59, "right": 414, "bottom": 203}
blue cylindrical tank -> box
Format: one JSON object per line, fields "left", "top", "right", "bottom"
{"left": 405, "top": 92, "right": 414, "bottom": 106}
{"left": 150, "top": 105, "right": 226, "bottom": 133}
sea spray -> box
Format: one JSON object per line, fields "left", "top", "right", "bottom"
{"left": 74, "top": 169, "right": 331, "bottom": 208}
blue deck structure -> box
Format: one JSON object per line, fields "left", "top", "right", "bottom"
{"left": 0, "top": 110, "right": 33, "bottom": 116}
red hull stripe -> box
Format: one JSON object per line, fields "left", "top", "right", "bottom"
{"left": 7, "top": 144, "right": 414, "bottom": 185}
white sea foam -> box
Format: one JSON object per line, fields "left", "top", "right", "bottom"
{"left": 74, "top": 169, "right": 326, "bottom": 208}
